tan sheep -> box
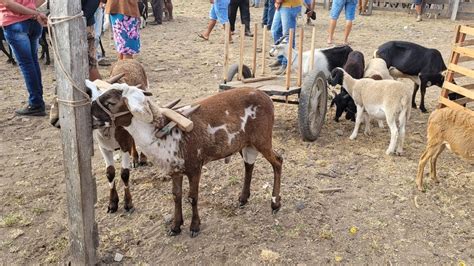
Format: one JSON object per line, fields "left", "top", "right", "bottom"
{"left": 110, "top": 59, "right": 149, "bottom": 89}
{"left": 415, "top": 107, "right": 474, "bottom": 191}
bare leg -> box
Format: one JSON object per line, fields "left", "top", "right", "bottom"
{"left": 89, "top": 67, "right": 101, "bottom": 81}
{"left": 201, "top": 19, "right": 217, "bottom": 39}
{"left": 327, "top": 19, "right": 337, "bottom": 44}
{"left": 343, "top": 20, "right": 353, "bottom": 44}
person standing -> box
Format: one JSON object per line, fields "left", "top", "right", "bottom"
{"left": 327, "top": 0, "right": 357, "bottom": 45}
{"left": 228, "top": 0, "right": 253, "bottom": 36}
{"left": 270, "top": 0, "right": 302, "bottom": 75}
{"left": 199, "top": 0, "right": 230, "bottom": 41}
{"left": 150, "top": 0, "right": 163, "bottom": 25}
{"left": 0, "top": 0, "right": 48, "bottom": 116}
{"left": 105, "top": 0, "right": 141, "bottom": 59}
{"left": 414, "top": 0, "right": 422, "bottom": 22}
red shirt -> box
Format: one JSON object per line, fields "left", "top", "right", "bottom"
{"left": 0, "top": 0, "right": 36, "bottom": 27}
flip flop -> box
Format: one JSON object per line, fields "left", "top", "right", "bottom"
{"left": 197, "top": 33, "right": 209, "bottom": 41}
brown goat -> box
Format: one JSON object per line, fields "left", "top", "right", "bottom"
{"left": 416, "top": 107, "right": 474, "bottom": 191}
{"left": 91, "top": 85, "right": 283, "bottom": 237}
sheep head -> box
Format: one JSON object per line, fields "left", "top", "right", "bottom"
{"left": 328, "top": 67, "right": 345, "bottom": 87}
{"left": 269, "top": 36, "right": 288, "bottom": 58}
{"left": 91, "top": 84, "right": 153, "bottom": 129}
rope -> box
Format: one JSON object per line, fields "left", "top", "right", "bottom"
{"left": 47, "top": 11, "right": 91, "bottom": 107}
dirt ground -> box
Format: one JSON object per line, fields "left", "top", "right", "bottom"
{"left": 1, "top": 1, "right": 473, "bottom": 264}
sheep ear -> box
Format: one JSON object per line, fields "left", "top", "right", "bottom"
{"left": 85, "top": 80, "right": 102, "bottom": 101}
{"left": 121, "top": 86, "right": 154, "bottom": 123}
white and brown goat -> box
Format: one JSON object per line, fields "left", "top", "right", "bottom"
{"left": 50, "top": 59, "right": 149, "bottom": 213}
{"left": 416, "top": 108, "right": 474, "bottom": 191}
{"left": 91, "top": 85, "right": 283, "bottom": 237}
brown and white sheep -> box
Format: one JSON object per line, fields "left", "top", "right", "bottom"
{"left": 50, "top": 59, "right": 149, "bottom": 213}
{"left": 91, "top": 85, "right": 283, "bottom": 237}
{"left": 415, "top": 107, "right": 474, "bottom": 191}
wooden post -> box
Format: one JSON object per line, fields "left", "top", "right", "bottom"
{"left": 310, "top": 26, "right": 316, "bottom": 71}
{"left": 451, "top": 0, "right": 460, "bottom": 21}
{"left": 252, "top": 23, "right": 258, "bottom": 78}
{"left": 239, "top": 24, "right": 245, "bottom": 81}
{"left": 261, "top": 26, "right": 267, "bottom": 75}
{"left": 223, "top": 22, "right": 230, "bottom": 83}
{"left": 297, "top": 27, "right": 304, "bottom": 87}
{"left": 285, "top": 29, "right": 294, "bottom": 90}
{"left": 50, "top": 1, "right": 98, "bottom": 264}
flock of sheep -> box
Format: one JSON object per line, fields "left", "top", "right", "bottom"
{"left": 48, "top": 39, "right": 472, "bottom": 238}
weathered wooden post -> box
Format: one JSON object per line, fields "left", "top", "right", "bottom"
{"left": 50, "top": 0, "right": 98, "bottom": 264}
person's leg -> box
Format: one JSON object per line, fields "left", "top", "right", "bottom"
{"left": 343, "top": 0, "right": 356, "bottom": 44}
{"left": 328, "top": 0, "right": 344, "bottom": 44}
{"left": 262, "top": 0, "right": 269, "bottom": 26}
{"left": 280, "top": 6, "right": 301, "bottom": 65}
{"left": 151, "top": 0, "right": 163, "bottom": 24}
{"left": 87, "top": 26, "right": 101, "bottom": 81}
{"left": 94, "top": 7, "right": 105, "bottom": 59}
{"left": 240, "top": 0, "right": 252, "bottom": 34}
{"left": 271, "top": 8, "right": 284, "bottom": 65}
{"left": 229, "top": 0, "right": 239, "bottom": 32}
{"left": 165, "top": 0, "right": 173, "bottom": 20}
{"left": 267, "top": 0, "right": 275, "bottom": 30}
{"left": 4, "top": 20, "right": 45, "bottom": 113}
{"left": 415, "top": 0, "right": 422, "bottom": 21}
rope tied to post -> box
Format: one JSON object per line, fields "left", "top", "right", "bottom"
{"left": 47, "top": 11, "right": 91, "bottom": 107}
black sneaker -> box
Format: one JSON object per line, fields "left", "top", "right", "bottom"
{"left": 245, "top": 31, "right": 254, "bottom": 37}
{"left": 148, "top": 21, "right": 162, "bottom": 25}
{"left": 15, "top": 105, "right": 46, "bottom": 116}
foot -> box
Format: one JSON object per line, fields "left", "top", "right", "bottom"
{"left": 274, "top": 65, "right": 287, "bottom": 75}
{"left": 245, "top": 31, "right": 254, "bottom": 37}
{"left": 148, "top": 21, "right": 162, "bottom": 25}
{"left": 15, "top": 105, "right": 46, "bottom": 116}
{"left": 198, "top": 33, "right": 209, "bottom": 41}
{"left": 416, "top": 14, "right": 422, "bottom": 22}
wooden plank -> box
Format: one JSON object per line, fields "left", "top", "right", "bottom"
{"left": 443, "top": 81, "right": 474, "bottom": 99}
{"left": 453, "top": 45, "right": 474, "bottom": 58}
{"left": 223, "top": 23, "right": 230, "bottom": 82}
{"left": 297, "top": 27, "right": 304, "bottom": 87}
{"left": 440, "top": 25, "right": 464, "bottom": 108}
{"left": 159, "top": 108, "right": 194, "bottom": 132}
{"left": 261, "top": 27, "right": 267, "bottom": 75}
{"left": 438, "top": 97, "right": 474, "bottom": 115}
{"left": 50, "top": 0, "right": 98, "bottom": 264}
{"left": 454, "top": 96, "right": 473, "bottom": 105}
{"left": 238, "top": 25, "right": 245, "bottom": 81}
{"left": 459, "top": 25, "right": 474, "bottom": 36}
{"left": 458, "top": 1, "right": 474, "bottom": 13}
{"left": 286, "top": 29, "right": 294, "bottom": 91}
{"left": 457, "top": 56, "right": 473, "bottom": 63}
{"left": 459, "top": 39, "right": 474, "bottom": 47}
{"left": 242, "top": 76, "right": 278, "bottom": 83}
{"left": 448, "top": 63, "right": 474, "bottom": 79}
{"left": 252, "top": 23, "right": 258, "bottom": 77}
{"left": 310, "top": 26, "right": 316, "bottom": 71}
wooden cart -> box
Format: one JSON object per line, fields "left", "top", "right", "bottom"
{"left": 219, "top": 24, "right": 328, "bottom": 141}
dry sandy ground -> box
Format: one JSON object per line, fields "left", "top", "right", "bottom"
{"left": 0, "top": 1, "right": 473, "bottom": 264}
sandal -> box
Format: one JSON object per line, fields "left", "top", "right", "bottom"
{"left": 197, "top": 33, "right": 209, "bottom": 41}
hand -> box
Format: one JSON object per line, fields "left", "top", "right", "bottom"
{"left": 274, "top": 2, "right": 281, "bottom": 9}
{"left": 35, "top": 12, "right": 48, "bottom": 26}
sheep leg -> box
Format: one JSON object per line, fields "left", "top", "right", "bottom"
{"left": 130, "top": 141, "right": 140, "bottom": 168}
{"left": 416, "top": 144, "right": 440, "bottom": 191}
{"left": 260, "top": 148, "right": 283, "bottom": 214}
{"left": 411, "top": 83, "right": 419, "bottom": 109}
{"left": 169, "top": 173, "right": 184, "bottom": 236}
{"left": 239, "top": 147, "right": 258, "bottom": 207}
{"left": 363, "top": 113, "right": 372, "bottom": 136}
{"left": 429, "top": 144, "right": 445, "bottom": 184}
{"left": 385, "top": 115, "right": 399, "bottom": 155}
{"left": 139, "top": 152, "right": 148, "bottom": 166}
{"left": 120, "top": 151, "right": 134, "bottom": 212}
{"left": 100, "top": 146, "right": 119, "bottom": 213}
{"left": 396, "top": 109, "right": 408, "bottom": 155}
{"left": 187, "top": 170, "right": 201, "bottom": 238}
{"left": 349, "top": 105, "right": 365, "bottom": 140}
{"left": 419, "top": 84, "right": 428, "bottom": 113}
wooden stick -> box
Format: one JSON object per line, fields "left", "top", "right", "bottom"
{"left": 261, "top": 27, "right": 267, "bottom": 75}
{"left": 285, "top": 29, "right": 294, "bottom": 103}
{"left": 310, "top": 26, "right": 316, "bottom": 71}
{"left": 106, "top": 72, "right": 125, "bottom": 84}
{"left": 297, "top": 27, "right": 304, "bottom": 87}
{"left": 252, "top": 23, "right": 258, "bottom": 78}
{"left": 239, "top": 24, "right": 245, "bottom": 81}
{"left": 159, "top": 108, "right": 194, "bottom": 132}
{"left": 156, "top": 105, "right": 200, "bottom": 138}
{"left": 223, "top": 22, "right": 230, "bottom": 83}
{"left": 286, "top": 28, "right": 294, "bottom": 91}
{"left": 319, "top": 187, "right": 343, "bottom": 193}
{"left": 242, "top": 75, "right": 278, "bottom": 83}
{"left": 162, "top": 99, "right": 181, "bottom": 109}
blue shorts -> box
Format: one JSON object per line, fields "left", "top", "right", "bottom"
{"left": 209, "top": 0, "right": 230, "bottom": 24}
{"left": 330, "top": 0, "right": 357, "bottom": 21}
{"left": 413, "top": 0, "right": 422, "bottom": 5}
{"left": 304, "top": 0, "right": 312, "bottom": 5}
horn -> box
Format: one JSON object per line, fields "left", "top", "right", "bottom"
{"left": 136, "top": 84, "right": 143, "bottom": 88}
{"left": 106, "top": 72, "right": 125, "bottom": 84}
{"left": 441, "top": 70, "right": 448, "bottom": 77}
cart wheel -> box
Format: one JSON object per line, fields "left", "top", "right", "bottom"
{"left": 298, "top": 70, "right": 328, "bottom": 141}
{"left": 227, "top": 63, "right": 253, "bottom": 81}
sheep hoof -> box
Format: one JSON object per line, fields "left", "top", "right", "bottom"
{"left": 107, "top": 205, "right": 118, "bottom": 213}
{"left": 349, "top": 135, "right": 357, "bottom": 140}
{"left": 395, "top": 151, "right": 403, "bottom": 156}
{"left": 420, "top": 108, "right": 428, "bottom": 113}
{"left": 385, "top": 149, "right": 394, "bottom": 155}
{"left": 168, "top": 228, "right": 181, "bottom": 236}
{"left": 124, "top": 204, "right": 135, "bottom": 213}
{"left": 190, "top": 230, "right": 200, "bottom": 238}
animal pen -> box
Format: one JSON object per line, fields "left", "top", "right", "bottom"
{"left": 219, "top": 24, "right": 328, "bottom": 141}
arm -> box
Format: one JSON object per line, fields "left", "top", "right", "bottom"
{"left": 35, "top": 0, "right": 45, "bottom": 8}
{"left": 0, "top": 0, "right": 48, "bottom": 25}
